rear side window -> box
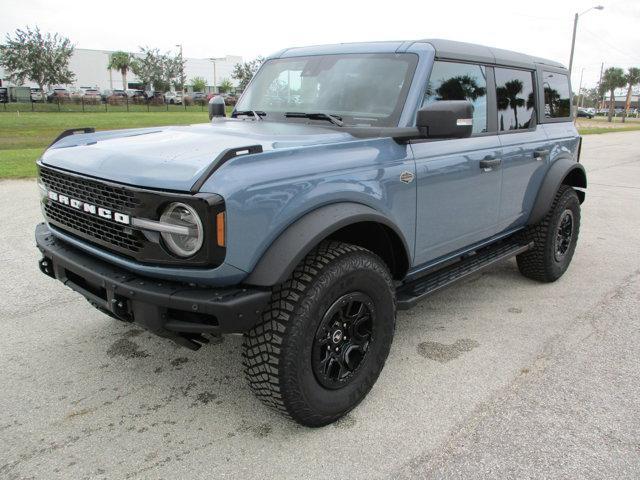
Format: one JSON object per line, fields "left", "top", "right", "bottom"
{"left": 423, "top": 61, "right": 487, "bottom": 134}
{"left": 495, "top": 68, "right": 535, "bottom": 131}
{"left": 543, "top": 71, "right": 571, "bottom": 118}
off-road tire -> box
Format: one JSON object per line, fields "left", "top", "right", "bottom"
{"left": 517, "top": 185, "right": 580, "bottom": 282}
{"left": 243, "top": 241, "right": 396, "bottom": 427}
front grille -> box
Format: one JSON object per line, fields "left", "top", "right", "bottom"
{"left": 45, "top": 201, "right": 143, "bottom": 252}
{"left": 38, "top": 164, "right": 225, "bottom": 267}
{"left": 40, "top": 167, "right": 141, "bottom": 211}
{"left": 40, "top": 166, "right": 144, "bottom": 256}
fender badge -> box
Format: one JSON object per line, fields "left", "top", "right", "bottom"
{"left": 400, "top": 171, "right": 415, "bottom": 184}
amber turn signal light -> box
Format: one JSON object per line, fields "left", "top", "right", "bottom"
{"left": 216, "top": 212, "right": 225, "bottom": 247}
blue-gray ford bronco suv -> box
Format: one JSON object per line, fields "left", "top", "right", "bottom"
{"left": 35, "top": 39, "right": 586, "bottom": 426}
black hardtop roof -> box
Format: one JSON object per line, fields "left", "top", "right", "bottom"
{"left": 421, "top": 38, "right": 566, "bottom": 70}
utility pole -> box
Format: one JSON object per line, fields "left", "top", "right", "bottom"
{"left": 176, "top": 44, "right": 184, "bottom": 98}
{"left": 210, "top": 57, "right": 225, "bottom": 94}
{"left": 598, "top": 62, "right": 604, "bottom": 109}
{"left": 578, "top": 68, "right": 585, "bottom": 108}
{"left": 568, "top": 6, "right": 604, "bottom": 77}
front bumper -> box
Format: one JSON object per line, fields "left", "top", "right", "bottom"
{"left": 35, "top": 223, "right": 271, "bottom": 349}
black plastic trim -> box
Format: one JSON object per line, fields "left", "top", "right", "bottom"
{"left": 190, "top": 145, "right": 263, "bottom": 193}
{"left": 528, "top": 158, "right": 586, "bottom": 225}
{"left": 36, "top": 223, "right": 271, "bottom": 346}
{"left": 244, "top": 203, "right": 411, "bottom": 287}
{"left": 48, "top": 127, "right": 96, "bottom": 148}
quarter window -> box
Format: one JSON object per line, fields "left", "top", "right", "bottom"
{"left": 495, "top": 68, "right": 536, "bottom": 131}
{"left": 543, "top": 71, "right": 571, "bottom": 118}
{"left": 423, "top": 61, "right": 487, "bottom": 134}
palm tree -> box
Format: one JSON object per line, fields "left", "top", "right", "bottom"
{"left": 622, "top": 67, "right": 640, "bottom": 122}
{"left": 601, "top": 67, "right": 627, "bottom": 122}
{"left": 497, "top": 79, "right": 525, "bottom": 129}
{"left": 435, "top": 75, "right": 486, "bottom": 101}
{"left": 108, "top": 51, "right": 133, "bottom": 90}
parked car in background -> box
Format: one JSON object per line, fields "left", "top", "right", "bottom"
{"left": 30, "top": 88, "right": 44, "bottom": 102}
{"left": 221, "top": 93, "right": 238, "bottom": 106}
{"left": 0, "top": 87, "right": 8, "bottom": 103}
{"left": 125, "top": 89, "right": 145, "bottom": 98}
{"left": 47, "top": 88, "right": 70, "bottom": 103}
{"left": 165, "top": 91, "right": 183, "bottom": 104}
{"left": 191, "top": 92, "right": 207, "bottom": 104}
{"left": 146, "top": 91, "right": 165, "bottom": 104}
{"left": 577, "top": 108, "right": 593, "bottom": 119}
{"left": 83, "top": 89, "right": 101, "bottom": 103}
{"left": 101, "top": 89, "right": 126, "bottom": 102}
{"left": 125, "top": 89, "right": 146, "bottom": 103}
{"left": 105, "top": 90, "right": 127, "bottom": 105}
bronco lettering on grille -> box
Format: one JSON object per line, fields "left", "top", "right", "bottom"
{"left": 47, "top": 190, "right": 130, "bottom": 225}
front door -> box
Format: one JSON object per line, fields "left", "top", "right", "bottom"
{"left": 412, "top": 61, "right": 502, "bottom": 265}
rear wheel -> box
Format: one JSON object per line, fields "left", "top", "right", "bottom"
{"left": 517, "top": 185, "right": 581, "bottom": 282}
{"left": 243, "top": 241, "right": 396, "bottom": 427}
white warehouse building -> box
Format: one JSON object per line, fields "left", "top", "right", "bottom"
{"left": 1, "top": 48, "right": 242, "bottom": 92}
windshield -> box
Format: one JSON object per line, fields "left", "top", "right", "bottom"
{"left": 236, "top": 53, "right": 418, "bottom": 127}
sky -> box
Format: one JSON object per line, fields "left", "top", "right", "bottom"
{"left": 1, "top": 0, "right": 639, "bottom": 89}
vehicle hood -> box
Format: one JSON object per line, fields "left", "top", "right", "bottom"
{"left": 40, "top": 120, "right": 356, "bottom": 191}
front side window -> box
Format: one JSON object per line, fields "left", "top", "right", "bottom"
{"left": 423, "top": 61, "right": 487, "bottom": 134}
{"left": 495, "top": 68, "right": 536, "bottom": 131}
{"left": 235, "top": 53, "right": 418, "bottom": 127}
{"left": 543, "top": 71, "right": 571, "bottom": 118}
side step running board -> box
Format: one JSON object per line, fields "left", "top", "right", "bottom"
{"left": 396, "top": 239, "right": 533, "bottom": 310}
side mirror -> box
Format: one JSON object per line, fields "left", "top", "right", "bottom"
{"left": 208, "top": 95, "right": 226, "bottom": 120}
{"left": 416, "top": 100, "right": 474, "bottom": 139}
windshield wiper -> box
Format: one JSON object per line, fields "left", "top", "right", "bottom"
{"left": 284, "top": 112, "right": 344, "bottom": 127}
{"left": 234, "top": 110, "right": 266, "bottom": 121}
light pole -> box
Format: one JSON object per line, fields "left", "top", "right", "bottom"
{"left": 568, "top": 5, "right": 604, "bottom": 76}
{"left": 175, "top": 44, "right": 184, "bottom": 97}
{"left": 210, "top": 57, "right": 225, "bottom": 94}
{"left": 578, "top": 68, "right": 585, "bottom": 108}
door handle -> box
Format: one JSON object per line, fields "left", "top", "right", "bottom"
{"left": 479, "top": 158, "right": 502, "bottom": 170}
{"left": 533, "top": 149, "right": 550, "bottom": 159}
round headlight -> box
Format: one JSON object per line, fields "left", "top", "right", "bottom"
{"left": 159, "top": 202, "right": 204, "bottom": 257}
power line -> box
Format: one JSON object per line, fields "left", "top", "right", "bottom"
{"left": 581, "top": 28, "right": 640, "bottom": 64}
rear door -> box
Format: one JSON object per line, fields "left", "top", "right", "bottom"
{"left": 412, "top": 60, "right": 503, "bottom": 265}
{"left": 495, "top": 67, "right": 553, "bottom": 230}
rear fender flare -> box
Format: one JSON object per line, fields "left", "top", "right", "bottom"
{"left": 528, "top": 158, "right": 586, "bottom": 225}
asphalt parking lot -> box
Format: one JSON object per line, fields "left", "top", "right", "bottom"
{"left": 1, "top": 131, "right": 639, "bottom": 479}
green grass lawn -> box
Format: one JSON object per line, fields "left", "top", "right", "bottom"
{"left": 2, "top": 109, "right": 639, "bottom": 179}
{"left": 0, "top": 110, "right": 212, "bottom": 178}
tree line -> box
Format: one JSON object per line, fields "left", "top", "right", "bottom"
{"left": 0, "top": 26, "right": 263, "bottom": 95}
{"left": 598, "top": 67, "right": 640, "bottom": 122}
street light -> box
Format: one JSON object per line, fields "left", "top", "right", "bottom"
{"left": 176, "top": 44, "right": 184, "bottom": 97}
{"left": 568, "top": 5, "right": 604, "bottom": 75}
{"left": 210, "top": 57, "right": 225, "bottom": 94}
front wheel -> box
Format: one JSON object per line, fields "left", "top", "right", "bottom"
{"left": 243, "top": 241, "right": 396, "bottom": 427}
{"left": 517, "top": 185, "right": 581, "bottom": 282}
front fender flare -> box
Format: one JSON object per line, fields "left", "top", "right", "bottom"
{"left": 528, "top": 158, "right": 586, "bottom": 225}
{"left": 243, "top": 202, "right": 410, "bottom": 287}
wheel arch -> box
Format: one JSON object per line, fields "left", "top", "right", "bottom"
{"left": 243, "top": 203, "right": 411, "bottom": 287}
{"left": 528, "top": 158, "right": 586, "bottom": 226}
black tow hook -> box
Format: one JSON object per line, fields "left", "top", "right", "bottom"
{"left": 39, "top": 257, "right": 55, "bottom": 279}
